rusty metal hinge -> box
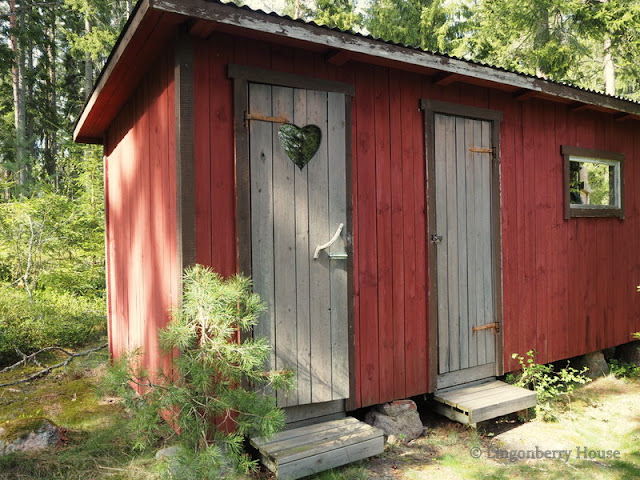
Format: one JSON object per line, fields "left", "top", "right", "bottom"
{"left": 472, "top": 322, "right": 500, "bottom": 333}
{"left": 469, "top": 146, "right": 497, "bottom": 160}
{"left": 244, "top": 111, "right": 290, "bottom": 127}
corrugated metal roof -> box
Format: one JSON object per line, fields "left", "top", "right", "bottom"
{"left": 218, "top": 0, "right": 639, "bottom": 106}
{"left": 74, "top": 0, "right": 640, "bottom": 143}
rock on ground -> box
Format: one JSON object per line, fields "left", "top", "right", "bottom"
{"left": 0, "top": 418, "right": 60, "bottom": 455}
{"left": 616, "top": 341, "right": 640, "bottom": 366}
{"left": 365, "top": 399, "right": 424, "bottom": 444}
{"left": 569, "top": 351, "right": 609, "bottom": 379}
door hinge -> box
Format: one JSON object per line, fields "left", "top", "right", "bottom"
{"left": 469, "top": 146, "right": 497, "bottom": 160}
{"left": 472, "top": 322, "right": 500, "bottom": 333}
{"left": 244, "top": 111, "right": 290, "bottom": 128}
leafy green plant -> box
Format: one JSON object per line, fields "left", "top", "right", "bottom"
{"left": 103, "top": 265, "right": 293, "bottom": 479}
{"left": 608, "top": 358, "right": 640, "bottom": 378}
{"left": 0, "top": 285, "right": 105, "bottom": 366}
{"left": 510, "top": 351, "right": 591, "bottom": 421}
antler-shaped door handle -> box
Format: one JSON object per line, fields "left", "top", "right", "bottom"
{"left": 313, "top": 223, "right": 344, "bottom": 259}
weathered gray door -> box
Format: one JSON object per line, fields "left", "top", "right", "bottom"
{"left": 248, "top": 83, "right": 349, "bottom": 409}
{"left": 433, "top": 113, "right": 499, "bottom": 389}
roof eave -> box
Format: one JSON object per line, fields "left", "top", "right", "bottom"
{"left": 74, "top": 0, "right": 640, "bottom": 144}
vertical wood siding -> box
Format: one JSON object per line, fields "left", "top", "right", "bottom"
{"left": 104, "top": 50, "right": 177, "bottom": 379}
{"left": 181, "top": 33, "right": 640, "bottom": 407}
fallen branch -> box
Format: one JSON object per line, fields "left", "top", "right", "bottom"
{"left": 1, "top": 346, "right": 79, "bottom": 374}
{"left": 0, "top": 343, "right": 108, "bottom": 388}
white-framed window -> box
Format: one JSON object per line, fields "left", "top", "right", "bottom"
{"left": 562, "top": 146, "right": 624, "bottom": 219}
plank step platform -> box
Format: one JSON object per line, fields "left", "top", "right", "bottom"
{"left": 432, "top": 379, "right": 537, "bottom": 426}
{"left": 250, "top": 416, "right": 384, "bottom": 479}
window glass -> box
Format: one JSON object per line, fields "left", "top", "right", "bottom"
{"left": 562, "top": 146, "right": 624, "bottom": 219}
{"left": 569, "top": 156, "right": 620, "bottom": 208}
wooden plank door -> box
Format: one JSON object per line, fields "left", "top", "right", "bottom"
{"left": 432, "top": 113, "right": 499, "bottom": 389}
{"left": 248, "top": 83, "right": 349, "bottom": 410}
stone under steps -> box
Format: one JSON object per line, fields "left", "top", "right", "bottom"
{"left": 250, "top": 416, "right": 384, "bottom": 479}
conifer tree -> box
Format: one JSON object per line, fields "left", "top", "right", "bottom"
{"left": 103, "top": 265, "right": 293, "bottom": 478}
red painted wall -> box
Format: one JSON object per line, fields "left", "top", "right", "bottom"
{"left": 105, "top": 31, "right": 640, "bottom": 410}
{"left": 191, "top": 32, "right": 640, "bottom": 409}
{"left": 104, "top": 50, "right": 178, "bottom": 380}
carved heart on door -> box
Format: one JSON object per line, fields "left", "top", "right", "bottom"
{"left": 278, "top": 123, "right": 322, "bottom": 170}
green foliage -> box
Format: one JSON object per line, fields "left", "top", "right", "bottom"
{"left": 510, "top": 350, "right": 591, "bottom": 421}
{"left": 608, "top": 358, "right": 640, "bottom": 379}
{"left": 63, "top": 0, "right": 129, "bottom": 63}
{"left": 0, "top": 146, "right": 105, "bottom": 366}
{"left": 463, "top": 0, "right": 586, "bottom": 80}
{"left": 585, "top": 162, "right": 612, "bottom": 206}
{"left": 0, "top": 191, "right": 104, "bottom": 296}
{"left": 308, "top": 0, "right": 361, "bottom": 31}
{"left": 103, "top": 265, "right": 293, "bottom": 479}
{"left": 366, "top": 0, "right": 470, "bottom": 55}
{"left": 0, "top": 285, "right": 105, "bottom": 365}
{"left": 285, "top": 0, "right": 361, "bottom": 31}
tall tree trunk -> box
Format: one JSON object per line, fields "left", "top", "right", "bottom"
{"left": 534, "top": 5, "right": 550, "bottom": 79}
{"left": 25, "top": 3, "right": 34, "bottom": 164}
{"left": 10, "top": 0, "right": 27, "bottom": 186}
{"left": 84, "top": 14, "right": 93, "bottom": 99}
{"left": 46, "top": 18, "right": 58, "bottom": 180}
{"left": 603, "top": 36, "right": 616, "bottom": 95}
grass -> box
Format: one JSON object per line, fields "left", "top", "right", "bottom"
{"left": 2, "top": 354, "right": 640, "bottom": 480}
{"left": 0, "top": 345, "right": 162, "bottom": 480}
{"left": 340, "top": 375, "right": 640, "bottom": 480}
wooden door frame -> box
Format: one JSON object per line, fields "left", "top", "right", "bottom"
{"left": 228, "top": 64, "right": 358, "bottom": 412}
{"left": 421, "top": 99, "right": 504, "bottom": 392}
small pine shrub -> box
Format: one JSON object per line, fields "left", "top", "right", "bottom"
{"left": 510, "top": 350, "right": 591, "bottom": 421}
{"left": 103, "top": 265, "right": 293, "bottom": 479}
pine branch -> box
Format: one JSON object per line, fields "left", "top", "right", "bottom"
{"left": 0, "top": 343, "right": 107, "bottom": 387}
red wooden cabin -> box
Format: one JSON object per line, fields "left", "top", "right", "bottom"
{"left": 75, "top": 0, "right": 640, "bottom": 426}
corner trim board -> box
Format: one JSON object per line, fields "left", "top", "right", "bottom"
{"left": 175, "top": 29, "right": 197, "bottom": 276}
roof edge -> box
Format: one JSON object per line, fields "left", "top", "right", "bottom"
{"left": 73, "top": 0, "right": 151, "bottom": 144}
{"left": 152, "top": 0, "right": 640, "bottom": 116}
{"left": 75, "top": 0, "right": 640, "bottom": 144}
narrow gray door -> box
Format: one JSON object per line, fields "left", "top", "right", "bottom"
{"left": 433, "top": 113, "right": 498, "bottom": 388}
{"left": 248, "top": 83, "right": 349, "bottom": 408}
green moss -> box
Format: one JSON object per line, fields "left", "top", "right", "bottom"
{"left": 1, "top": 416, "right": 55, "bottom": 444}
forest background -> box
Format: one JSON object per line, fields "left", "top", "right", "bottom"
{"left": 1, "top": 0, "right": 639, "bottom": 367}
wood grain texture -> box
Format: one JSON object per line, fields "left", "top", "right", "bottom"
{"left": 328, "top": 91, "right": 350, "bottom": 401}
{"left": 249, "top": 83, "right": 276, "bottom": 374}
{"left": 293, "top": 88, "right": 312, "bottom": 406}
{"left": 104, "top": 51, "right": 177, "bottom": 381}
{"left": 389, "top": 70, "right": 406, "bottom": 400}
{"left": 306, "top": 89, "right": 332, "bottom": 403}
{"left": 433, "top": 112, "right": 497, "bottom": 381}
{"left": 271, "top": 86, "right": 297, "bottom": 407}
{"left": 246, "top": 81, "right": 349, "bottom": 409}
{"left": 373, "top": 66, "right": 394, "bottom": 402}
{"left": 354, "top": 63, "right": 380, "bottom": 407}
{"left": 103, "top": 32, "right": 640, "bottom": 416}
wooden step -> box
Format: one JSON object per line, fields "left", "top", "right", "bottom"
{"left": 432, "top": 379, "right": 537, "bottom": 426}
{"left": 250, "top": 416, "right": 384, "bottom": 479}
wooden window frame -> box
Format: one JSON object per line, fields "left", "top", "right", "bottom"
{"left": 562, "top": 145, "right": 625, "bottom": 220}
